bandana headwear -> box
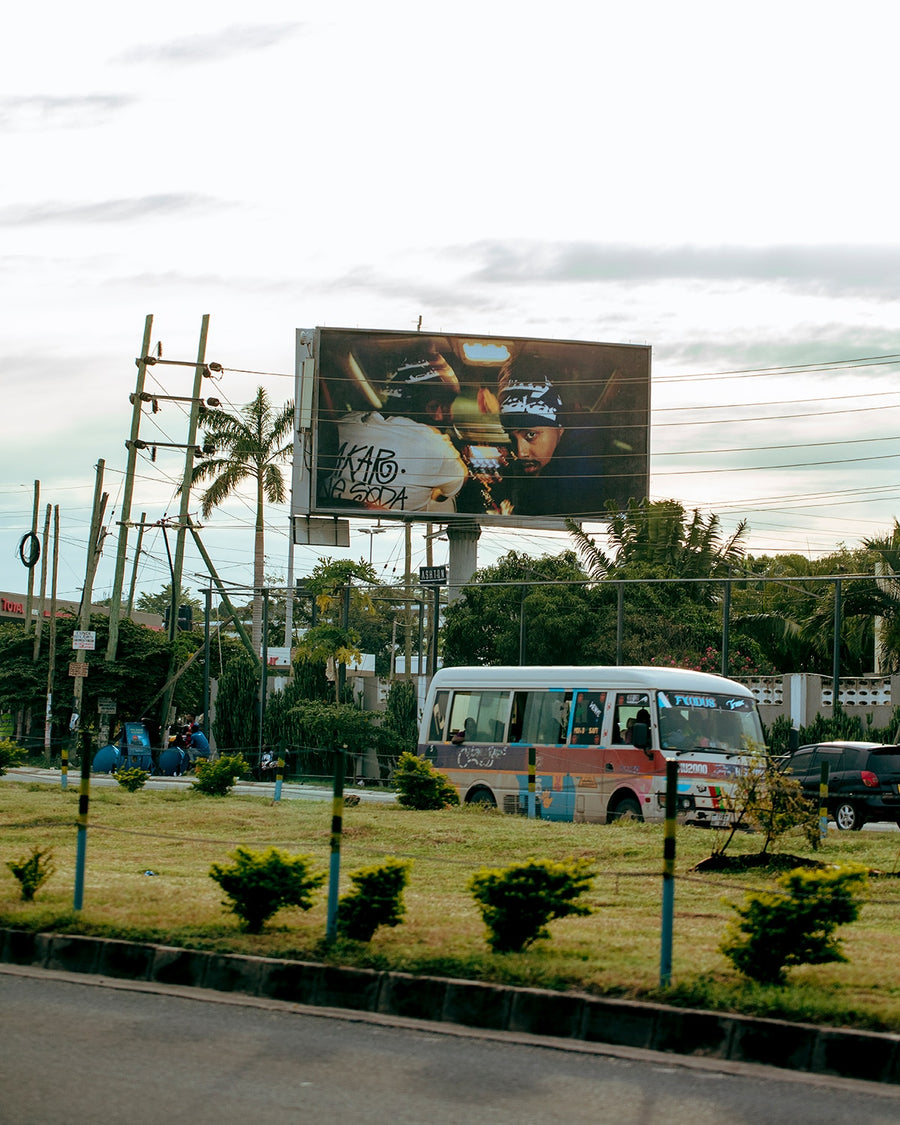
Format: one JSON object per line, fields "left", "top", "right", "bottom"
{"left": 383, "top": 357, "right": 459, "bottom": 410}
{"left": 498, "top": 376, "right": 563, "bottom": 430}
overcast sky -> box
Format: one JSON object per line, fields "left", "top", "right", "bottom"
{"left": 3, "top": 1, "right": 900, "bottom": 606}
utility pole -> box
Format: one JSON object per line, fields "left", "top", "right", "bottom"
{"left": 33, "top": 503, "right": 51, "bottom": 661}
{"left": 106, "top": 315, "right": 154, "bottom": 662}
{"left": 170, "top": 314, "right": 210, "bottom": 634}
{"left": 44, "top": 505, "right": 59, "bottom": 758}
{"left": 24, "top": 480, "right": 39, "bottom": 635}
{"left": 69, "top": 463, "right": 107, "bottom": 776}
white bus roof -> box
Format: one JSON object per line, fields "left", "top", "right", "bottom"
{"left": 427, "top": 665, "right": 755, "bottom": 698}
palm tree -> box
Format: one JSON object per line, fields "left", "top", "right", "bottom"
{"left": 568, "top": 498, "right": 748, "bottom": 598}
{"left": 188, "top": 387, "right": 294, "bottom": 653}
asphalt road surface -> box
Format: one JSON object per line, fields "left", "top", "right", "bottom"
{"left": 2, "top": 967, "right": 898, "bottom": 1125}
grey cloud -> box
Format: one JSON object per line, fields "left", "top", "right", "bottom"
{"left": 0, "top": 95, "right": 136, "bottom": 132}
{"left": 656, "top": 327, "right": 900, "bottom": 381}
{"left": 116, "top": 22, "right": 304, "bottom": 66}
{"left": 464, "top": 241, "right": 900, "bottom": 299}
{"left": 0, "top": 194, "right": 228, "bottom": 226}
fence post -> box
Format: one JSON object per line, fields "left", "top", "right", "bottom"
{"left": 819, "top": 760, "right": 830, "bottom": 842}
{"left": 660, "top": 759, "right": 678, "bottom": 987}
{"left": 527, "top": 746, "right": 536, "bottom": 818}
{"left": 325, "top": 743, "right": 345, "bottom": 942}
{"left": 73, "top": 745, "right": 92, "bottom": 910}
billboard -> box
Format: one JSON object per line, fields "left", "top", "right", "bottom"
{"left": 296, "top": 327, "right": 650, "bottom": 529}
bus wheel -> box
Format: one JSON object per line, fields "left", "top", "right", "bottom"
{"left": 608, "top": 796, "right": 643, "bottom": 823}
{"left": 467, "top": 788, "right": 497, "bottom": 809}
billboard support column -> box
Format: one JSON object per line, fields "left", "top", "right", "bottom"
{"left": 446, "top": 522, "right": 481, "bottom": 603}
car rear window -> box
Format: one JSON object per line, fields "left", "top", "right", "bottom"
{"left": 867, "top": 749, "right": 900, "bottom": 775}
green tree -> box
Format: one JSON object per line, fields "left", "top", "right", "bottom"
{"left": 442, "top": 550, "right": 592, "bottom": 666}
{"left": 212, "top": 651, "right": 259, "bottom": 753}
{"left": 569, "top": 498, "right": 748, "bottom": 601}
{"left": 188, "top": 387, "right": 294, "bottom": 653}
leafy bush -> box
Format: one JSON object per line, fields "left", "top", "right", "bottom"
{"left": 337, "top": 858, "right": 412, "bottom": 942}
{"left": 114, "top": 767, "right": 149, "bottom": 792}
{"left": 714, "top": 754, "right": 819, "bottom": 857}
{"left": 209, "top": 846, "right": 326, "bottom": 932}
{"left": 0, "top": 738, "right": 26, "bottom": 776}
{"left": 394, "top": 751, "right": 459, "bottom": 810}
{"left": 469, "top": 857, "right": 596, "bottom": 953}
{"left": 192, "top": 754, "right": 249, "bottom": 796}
{"left": 7, "top": 846, "right": 55, "bottom": 901}
{"left": 721, "top": 864, "right": 868, "bottom": 985}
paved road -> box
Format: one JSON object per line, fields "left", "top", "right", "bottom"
{"left": 3, "top": 767, "right": 398, "bottom": 804}
{"left": 2, "top": 967, "right": 898, "bottom": 1125}
{"left": 5, "top": 769, "right": 899, "bottom": 829}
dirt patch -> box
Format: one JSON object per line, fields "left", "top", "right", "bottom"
{"left": 691, "top": 852, "right": 826, "bottom": 873}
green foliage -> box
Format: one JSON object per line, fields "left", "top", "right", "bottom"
{"left": 469, "top": 857, "right": 596, "bottom": 953}
{"left": 394, "top": 751, "right": 459, "bottom": 810}
{"left": 715, "top": 754, "right": 819, "bottom": 857}
{"left": 0, "top": 738, "right": 26, "bottom": 775}
{"left": 801, "top": 710, "right": 865, "bottom": 744}
{"left": 378, "top": 680, "right": 419, "bottom": 770}
{"left": 442, "top": 550, "right": 591, "bottom": 666}
{"left": 212, "top": 652, "right": 259, "bottom": 752}
{"left": 191, "top": 754, "right": 249, "bottom": 796}
{"left": 209, "top": 846, "right": 325, "bottom": 933}
{"left": 721, "top": 865, "right": 868, "bottom": 985}
{"left": 114, "top": 767, "right": 149, "bottom": 792}
{"left": 336, "top": 858, "right": 412, "bottom": 941}
{"left": 7, "top": 846, "right": 55, "bottom": 901}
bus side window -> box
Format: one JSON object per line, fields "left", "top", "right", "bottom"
{"left": 428, "top": 691, "right": 449, "bottom": 741}
{"left": 569, "top": 691, "right": 606, "bottom": 745}
{"left": 447, "top": 691, "right": 511, "bottom": 743}
{"left": 613, "top": 693, "right": 650, "bottom": 745}
{"left": 520, "top": 691, "right": 567, "bottom": 746}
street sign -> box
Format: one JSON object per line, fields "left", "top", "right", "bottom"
{"left": 72, "top": 631, "right": 96, "bottom": 650}
{"left": 68, "top": 662, "right": 89, "bottom": 678}
{"left": 419, "top": 565, "right": 447, "bottom": 587}
{"left": 98, "top": 697, "right": 117, "bottom": 715}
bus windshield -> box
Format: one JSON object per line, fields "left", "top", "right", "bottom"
{"left": 656, "top": 690, "right": 763, "bottom": 756}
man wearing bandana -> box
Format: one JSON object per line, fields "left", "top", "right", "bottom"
{"left": 495, "top": 357, "right": 603, "bottom": 516}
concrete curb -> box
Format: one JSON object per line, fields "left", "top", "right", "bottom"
{"left": 2, "top": 926, "right": 898, "bottom": 1085}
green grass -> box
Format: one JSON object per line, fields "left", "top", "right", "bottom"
{"left": 3, "top": 780, "right": 900, "bottom": 1033}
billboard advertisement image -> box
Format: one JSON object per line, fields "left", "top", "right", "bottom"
{"left": 306, "top": 327, "right": 650, "bottom": 527}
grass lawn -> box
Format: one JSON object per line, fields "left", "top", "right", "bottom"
{"left": 2, "top": 778, "right": 900, "bottom": 1033}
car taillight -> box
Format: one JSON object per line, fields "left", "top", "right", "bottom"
{"left": 861, "top": 770, "right": 879, "bottom": 788}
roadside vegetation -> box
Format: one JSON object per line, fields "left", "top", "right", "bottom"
{"left": 2, "top": 780, "right": 900, "bottom": 1033}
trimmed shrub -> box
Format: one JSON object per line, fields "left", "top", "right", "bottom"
{"left": 394, "top": 751, "right": 459, "bottom": 810}
{"left": 192, "top": 754, "right": 249, "bottom": 796}
{"left": 0, "top": 738, "right": 26, "bottom": 776}
{"left": 7, "top": 846, "right": 55, "bottom": 901}
{"left": 469, "top": 857, "right": 596, "bottom": 953}
{"left": 337, "top": 858, "right": 412, "bottom": 942}
{"left": 114, "top": 767, "right": 148, "bottom": 792}
{"left": 721, "top": 864, "right": 868, "bottom": 985}
{"left": 209, "top": 846, "right": 326, "bottom": 933}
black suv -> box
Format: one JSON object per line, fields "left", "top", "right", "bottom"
{"left": 785, "top": 741, "right": 900, "bottom": 830}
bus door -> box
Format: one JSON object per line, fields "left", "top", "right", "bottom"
{"left": 568, "top": 689, "right": 608, "bottom": 822}
{"left": 609, "top": 691, "right": 656, "bottom": 814}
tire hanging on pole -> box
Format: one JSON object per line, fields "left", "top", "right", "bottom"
{"left": 18, "top": 532, "right": 41, "bottom": 569}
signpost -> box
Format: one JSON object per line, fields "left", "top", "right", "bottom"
{"left": 72, "top": 631, "right": 96, "bottom": 651}
{"left": 68, "top": 662, "right": 88, "bottom": 678}
{"left": 419, "top": 566, "right": 446, "bottom": 676}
